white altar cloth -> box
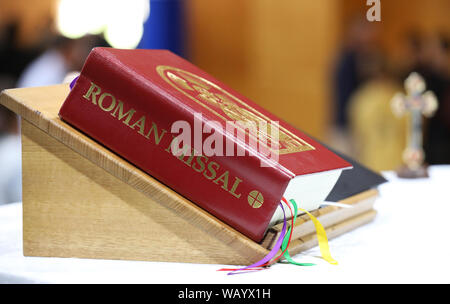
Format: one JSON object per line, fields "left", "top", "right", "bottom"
{"left": 1, "top": 166, "right": 450, "bottom": 284}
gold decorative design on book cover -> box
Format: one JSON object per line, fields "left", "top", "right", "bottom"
{"left": 157, "top": 65, "right": 315, "bottom": 155}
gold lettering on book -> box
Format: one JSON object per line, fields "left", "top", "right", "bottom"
{"left": 82, "top": 82, "right": 167, "bottom": 143}
{"left": 130, "top": 115, "right": 147, "bottom": 136}
{"left": 145, "top": 122, "right": 167, "bottom": 144}
{"left": 228, "top": 177, "right": 242, "bottom": 199}
{"left": 192, "top": 155, "right": 207, "bottom": 173}
{"left": 213, "top": 170, "right": 229, "bottom": 191}
{"left": 111, "top": 101, "right": 136, "bottom": 126}
{"left": 98, "top": 93, "right": 116, "bottom": 112}
{"left": 83, "top": 82, "right": 101, "bottom": 104}
{"left": 203, "top": 161, "right": 219, "bottom": 180}
{"left": 167, "top": 141, "right": 244, "bottom": 200}
{"left": 81, "top": 81, "right": 249, "bottom": 202}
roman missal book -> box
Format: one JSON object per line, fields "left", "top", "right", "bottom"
{"left": 59, "top": 48, "right": 351, "bottom": 242}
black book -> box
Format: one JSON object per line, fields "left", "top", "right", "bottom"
{"left": 323, "top": 144, "right": 387, "bottom": 202}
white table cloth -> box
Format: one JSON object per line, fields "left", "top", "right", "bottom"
{"left": 1, "top": 166, "right": 450, "bottom": 284}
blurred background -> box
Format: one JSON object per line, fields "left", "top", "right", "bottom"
{"left": 0, "top": 0, "right": 449, "bottom": 204}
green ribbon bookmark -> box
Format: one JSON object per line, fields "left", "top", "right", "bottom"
{"left": 281, "top": 198, "right": 338, "bottom": 266}
{"left": 280, "top": 199, "right": 315, "bottom": 266}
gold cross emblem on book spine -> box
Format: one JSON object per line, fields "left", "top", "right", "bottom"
{"left": 391, "top": 72, "right": 438, "bottom": 177}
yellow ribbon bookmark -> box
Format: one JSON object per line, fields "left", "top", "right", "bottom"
{"left": 297, "top": 205, "right": 338, "bottom": 265}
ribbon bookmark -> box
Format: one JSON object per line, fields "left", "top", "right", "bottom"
{"left": 290, "top": 198, "right": 338, "bottom": 265}
{"left": 280, "top": 198, "right": 315, "bottom": 266}
{"left": 217, "top": 202, "right": 289, "bottom": 275}
{"left": 69, "top": 76, "right": 79, "bottom": 89}
{"left": 218, "top": 198, "right": 337, "bottom": 274}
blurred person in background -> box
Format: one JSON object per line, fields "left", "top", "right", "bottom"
{"left": 330, "top": 17, "right": 382, "bottom": 155}
{"left": 0, "top": 32, "right": 105, "bottom": 204}
{"left": 347, "top": 30, "right": 450, "bottom": 172}
{"left": 332, "top": 18, "right": 381, "bottom": 130}
{"left": 347, "top": 55, "right": 407, "bottom": 172}
{"left": 0, "top": 22, "right": 42, "bottom": 90}
{"left": 0, "top": 21, "right": 35, "bottom": 205}
{"left": 419, "top": 34, "right": 450, "bottom": 165}
{"left": 0, "top": 107, "right": 21, "bottom": 204}
{"left": 17, "top": 35, "right": 104, "bottom": 88}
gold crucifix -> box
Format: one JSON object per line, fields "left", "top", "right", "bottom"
{"left": 391, "top": 72, "right": 438, "bottom": 178}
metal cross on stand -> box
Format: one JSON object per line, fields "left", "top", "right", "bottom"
{"left": 391, "top": 72, "right": 438, "bottom": 178}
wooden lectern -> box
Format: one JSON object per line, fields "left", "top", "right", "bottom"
{"left": 0, "top": 85, "right": 377, "bottom": 265}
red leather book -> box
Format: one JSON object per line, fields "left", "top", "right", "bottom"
{"left": 59, "top": 48, "right": 351, "bottom": 242}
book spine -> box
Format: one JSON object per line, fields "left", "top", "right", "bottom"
{"left": 59, "top": 49, "right": 289, "bottom": 242}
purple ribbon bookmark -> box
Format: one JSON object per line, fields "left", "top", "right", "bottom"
{"left": 69, "top": 76, "right": 79, "bottom": 90}
{"left": 224, "top": 202, "right": 288, "bottom": 275}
